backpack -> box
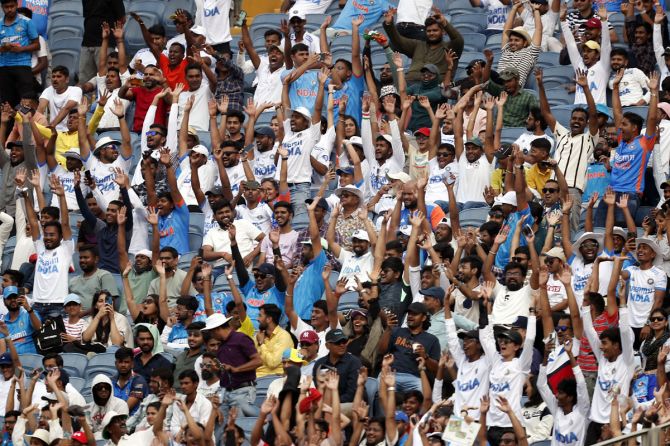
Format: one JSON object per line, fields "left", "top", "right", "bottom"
{"left": 35, "top": 315, "right": 65, "bottom": 354}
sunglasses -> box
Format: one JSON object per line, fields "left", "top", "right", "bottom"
{"left": 145, "top": 130, "right": 164, "bottom": 137}
{"left": 489, "top": 211, "right": 504, "bottom": 218}
{"left": 555, "top": 325, "right": 570, "bottom": 332}
{"left": 581, "top": 242, "right": 599, "bottom": 248}
{"left": 650, "top": 316, "right": 666, "bottom": 323}
{"left": 299, "top": 342, "right": 315, "bottom": 347}
{"left": 511, "top": 256, "right": 527, "bottom": 263}
{"left": 253, "top": 272, "right": 268, "bottom": 280}
{"left": 542, "top": 188, "right": 558, "bottom": 194}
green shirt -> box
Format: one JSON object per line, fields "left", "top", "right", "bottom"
{"left": 69, "top": 268, "right": 121, "bottom": 312}
{"left": 487, "top": 82, "right": 538, "bottom": 127}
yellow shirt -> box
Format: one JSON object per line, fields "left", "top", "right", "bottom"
{"left": 525, "top": 164, "right": 552, "bottom": 194}
{"left": 17, "top": 106, "right": 104, "bottom": 166}
{"left": 237, "top": 315, "right": 255, "bottom": 339}
{"left": 255, "top": 325, "right": 293, "bottom": 377}
{"left": 491, "top": 168, "right": 505, "bottom": 194}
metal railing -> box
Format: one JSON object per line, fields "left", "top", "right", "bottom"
{"left": 594, "top": 420, "right": 670, "bottom": 446}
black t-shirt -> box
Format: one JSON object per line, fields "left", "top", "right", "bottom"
{"left": 389, "top": 327, "right": 441, "bottom": 376}
{"left": 82, "top": 0, "right": 125, "bottom": 47}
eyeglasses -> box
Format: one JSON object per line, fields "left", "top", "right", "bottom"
{"left": 650, "top": 316, "right": 666, "bottom": 323}
{"left": 555, "top": 325, "right": 570, "bottom": 332}
{"left": 581, "top": 241, "right": 599, "bottom": 248}
{"left": 253, "top": 272, "right": 268, "bottom": 280}
{"left": 145, "top": 130, "right": 164, "bottom": 137}
{"left": 511, "top": 257, "right": 527, "bottom": 263}
{"left": 141, "top": 299, "right": 155, "bottom": 305}
{"left": 299, "top": 342, "right": 315, "bottom": 347}
{"left": 542, "top": 188, "right": 558, "bottom": 194}
{"left": 489, "top": 211, "right": 504, "bottom": 218}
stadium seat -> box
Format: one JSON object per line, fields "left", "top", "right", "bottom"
{"left": 189, "top": 212, "right": 206, "bottom": 234}
{"left": 551, "top": 106, "right": 575, "bottom": 127}
{"left": 337, "top": 291, "right": 360, "bottom": 312}
{"left": 47, "top": 16, "right": 84, "bottom": 36}
{"left": 458, "top": 207, "right": 492, "bottom": 225}
{"left": 530, "top": 440, "right": 551, "bottom": 446}
{"left": 450, "top": 13, "right": 488, "bottom": 33}
{"left": 446, "top": 0, "right": 478, "bottom": 15}
{"left": 160, "top": 351, "right": 175, "bottom": 362}
{"left": 500, "top": 127, "right": 525, "bottom": 144}
{"left": 623, "top": 106, "right": 648, "bottom": 123}
{"left": 541, "top": 66, "right": 575, "bottom": 89}
{"left": 178, "top": 251, "right": 197, "bottom": 270}
{"left": 545, "top": 88, "right": 573, "bottom": 106}
{"left": 485, "top": 32, "right": 503, "bottom": 48}
{"left": 50, "top": 50, "right": 80, "bottom": 79}
{"left": 49, "top": 27, "right": 83, "bottom": 42}
{"left": 537, "top": 52, "right": 560, "bottom": 68}
{"left": 124, "top": 14, "right": 155, "bottom": 55}
{"left": 189, "top": 232, "right": 204, "bottom": 251}
{"left": 19, "top": 353, "right": 43, "bottom": 373}
{"left": 456, "top": 51, "right": 485, "bottom": 67}
{"left": 305, "top": 14, "right": 328, "bottom": 30}
{"left": 162, "top": 0, "right": 196, "bottom": 37}
{"left": 251, "top": 13, "right": 285, "bottom": 28}
{"left": 2, "top": 236, "right": 15, "bottom": 270}
{"left": 85, "top": 352, "right": 118, "bottom": 380}
{"left": 49, "top": 0, "right": 83, "bottom": 19}
{"left": 61, "top": 353, "right": 89, "bottom": 378}
{"left": 460, "top": 32, "right": 487, "bottom": 52}
{"left": 69, "top": 376, "right": 86, "bottom": 393}
{"left": 330, "top": 35, "right": 353, "bottom": 52}
{"left": 128, "top": 1, "right": 166, "bottom": 27}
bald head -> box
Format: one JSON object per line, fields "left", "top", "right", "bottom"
{"left": 402, "top": 180, "right": 418, "bottom": 209}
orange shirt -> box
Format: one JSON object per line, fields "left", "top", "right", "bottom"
{"left": 158, "top": 54, "right": 188, "bottom": 89}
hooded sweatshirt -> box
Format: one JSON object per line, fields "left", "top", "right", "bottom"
{"left": 87, "top": 374, "right": 130, "bottom": 440}
{"left": 132, "top": 323, "right": 172, "bottom": 383}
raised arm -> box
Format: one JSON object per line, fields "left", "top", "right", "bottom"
{"left": 534, "top": 68, "right": 557, "bottom": 132}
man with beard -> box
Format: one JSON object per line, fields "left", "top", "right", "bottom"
{"left": 396, "top": 180, "right": 446, "bottom": 232}
{"left": 486, "top": 68, "right": 538, "bottom": 127}
{"left": 196, "top": 352, "right": 221, "bottom": 398}
{"left": 238, "top": 23, "right": 284, "bottom": 103}
{"left": 126, "top": 369, "right": 174, "bottom": 433}
{"left": 255, "top": 303, "right": 293, "bottom": 377}
{"left": 78, "top": 100, "right": 133, "bottom": 203}
{"left": 608, "top": 48, "right": 651, "bottom": 106}
{"left": 327, "top": 227, "right": 374, "bottom": 290}
{"left": 74, "top": 169, "right": 133, "bottom": 275}
{"left": 23, "top": 174, "right": 73, "bottom": 320}
{"left": 119, "top": 65, "right": 168, "bottom": 132}
{"left": 212, "top": 140, "right": 247, "bottom": 197}
{"left": 621, "top": 3, "right": 655, "bottom": 75}
{"left": 37, "top": 66, "right": 83, "bottom": 132}
{"left": 537, "top": 68, "right": 598, "bottom": 231}
{"left": 160, "top": 296, "right": 198, "bottom": 349}
{"left": 0, "top": 111, "right": 34, "bottom": 219}
{"left": 446, "top": 255, "right": 484, "bottom": 330}
{"left": 202, "top": 313, "right": 262, "bottom": 416}
{"left": 203, "top": 201, "right": 263, "bottom": 280}
{"left": 258, "top": 202, "right": 299, "bottom": 266}
{"left": 173, "top": 322, "right": 205, "bottom": 390}
{"left": 133, "top": 324, "right": 172, "bottom": 383}
{"left": 87, "top": 374, "right": 130, "bottom": 439}
{"left": 177, "top": 64, "right": 214, "bottom": 132}
{"left": 444, "top": 299, "right": 487, "bottom": 421}
{"left": 69, "top": 245, "right": 121, "bottom": 312}
{"left": 112, "top": 347, "right": 148, "bottom": 417}
{"left": 281, "top": 198, "right": 329, "bottom": 321}
{"left": 406, "top": 66, "right": 442, "bottom": 131}
{"left": 100, "top": 411, "right": 129, "bottom": 446}
{"left": 120, "top": 249, "right": 158, "bottom": 313}
{"left": 0, "top": 286, "right": 41, "bottom": 354}
{"left": 382, "top": 9, "right": 463, "bottom": 83}
{"left": 379, "top": 302, "right": 440, "bottom": 392}
{"left": 513, "top": 107, "right": 554, "bottom": 156}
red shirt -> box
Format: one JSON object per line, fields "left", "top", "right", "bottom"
{"left": 158, "top": 53, "right": 188, "bottom": 90}
{"left": 578, "top": 308, "right": 619, "bottom": 373}
{"left": 130, "top": 86, "right": 167, "bottom": 132}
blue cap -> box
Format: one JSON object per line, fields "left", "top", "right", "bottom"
{"left": 0, "top": 352, "right": 12, "bottom": 365}
{"left": 595, "top": 103, "right": 613, "bottom": 119}
{"left": 336, "top": 166, "right": 354, "bottom": 176}
{"left": 395, "top": 411, "right": 409, "bottom": 423}
{"left": 419, "top": 286, "right": 445, "bottom": 304}
{"left": 2, "top": 286, "right": 18, "bottom": 299}
{"left": 64, "top": 294, "right": 82, "bottom": 306}
{"left": 254, "top": 126, "right": 276, "bottom": 139}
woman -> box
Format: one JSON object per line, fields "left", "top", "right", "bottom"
{"left": 123, "top": 264, "right": 166, "bottom": 331}
{"left": 520, "top": 375, "right": 553, "bottom": 444}
{"left": 638, "top": 308, "right": 670, "bottom": 402}
{"left": 80, "top": 290, "right": 134, "bottom": 351}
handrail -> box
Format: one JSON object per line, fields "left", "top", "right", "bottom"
{"left": 592, "top": 420, "right": 670, "bottom": 446}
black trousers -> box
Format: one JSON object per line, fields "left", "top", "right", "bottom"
{"left": 585, "top": 421, "right": 604, "bottom": 446}
{"left": 396, "top": 22, "right": 426, "bottom": 40}
{"left": 0, "top": 65, "right": 34, "bottom": 107}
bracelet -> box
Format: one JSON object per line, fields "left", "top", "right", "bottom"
{"left": 489, "top": 250, "right": 497, "bottom": 256}
{"left": 226, "top": 275, "right": 233, "bottom": 280}
{"left": 387, "top": 387, "right": 395, "bottom": 391}
{"left": 281, "top": 157, "right": 289, "bottom": 160}
{"left": 396, "top": 68, "right": 403, "bottom": 72}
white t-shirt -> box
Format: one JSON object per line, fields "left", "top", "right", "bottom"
{"left": 546, "top": 275, "right": 568, "bottom": 311}
{"left": 455, "top": 154, "right": 493, "bottom": 204}
{"left": 214, "top": 162, "right": 246, "bottom": 195}
{"left": 32, "top": 35, "right": 48, "bottom": 83}
{"left": 202, "top": 220, "right": 262, "bottom": 267}
{"left": 425, "top": 158, "right": 455, "bottom": 205}
{"left": 277, "top": 121, "right": 320, "bottom": 183}
{"left": 337, "top": 250, "right": 373, "bottom": 290}
{"left": 480, "top": 0, "right": 511, "bottom": 30}
{"left": 608, "top": 68, "right": 651, "bottom": 107}
{"left": 625, "top": 265, "right": 667, "bottom": 328}
{"left": 178, "top": 158, "right": 216, "bottom": 206}
{"left": 521, "top": 7, "right": 559, "bottom": 51}
{"left": 253, "top": 57, "right": 284, "bottom": 106}
{"left": 291, "top": 318, "right": 339, "bottom": 359}
{"left": 33, "top": 239, "right": 75, "bottom": 304}
{"left": 46, "top": 164, "right": 89, "bottom": 211}
{"left": 40, "top": 86, "right": 83, "bottom": 132}
{"left": 282, "top": 32, "right": 320, "bottom": 54}
{"left": 396, "top": 0, "right": 432, "bottom": 24}
{"left": 568, "top": 255, "right": 594, "bottom": 307}
{"left": 235, "top": 202, "right": 273, "bottom": 234}
{"left": 129, "top": 48, "right": 157, "bottom": 78}
{"left": 177, "top": 84, "right": 213, "bottom": 131}
{"left": 84, "top": 154, "right": 132, "bottom": 203}
{"left": 195, "top": 0, "right": 233, "bottom": 45}
{"left": 285, "top": 0, "right": 334, "bottom": 14}
{"left": 311, "top": 127, "right": 334, "bottom": 187}
{"left": 94, "top": 85, "right": 131, "bottom": 129}
{"left": 252, "top": 145, "right": 277, "bottom": 180}
{"left": 491, "top": 281, "right": 531, "bottom": 325}
{"left": 88, "top": 71, "right": 132, "bottom": 98}
{"left": 514, "top": 133, "right": 555, "bottom": 156}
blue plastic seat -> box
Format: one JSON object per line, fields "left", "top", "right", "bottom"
{"left": 50, "top": 37, "right": 83, "bottom": 53}
{"left": 500, "top": 127, "right": 526, "bottom": 144}
{"left": 49, "top": 1, "right": 83, "bottom": 19}
{"left": 485, "top": 32, "right": 503, "bottom": 48}
{"left": 19, "top": 353, "right": 43, "bottom": 373}
{"left": 623, "top": 106, "right": 648, "bottom": 123}
{"left": 178, "top": 251, "right": 197, "bottom": 270}
{"left": 330, "top": 34, "right": 353, "bottom": 52}
{"left": 61, "top": 353, "right": 89, "bottom": 378}
{"left": 337, "top": 291, "right": 360, "bottom": 312}
{"left": 537, "top": 52, "right": 560, "bottom": 68}
{"left": 69, "top": 376, "right": 86, "bottom": 393}
{"left": 450, "top": 13, "right": 488, "bottom": 32}
{"left": 456, "top": 51, "right": 485, "bottom": 67}
{"left": 128, "top": 1, "right": 166, "bottom": 26}
{"left": 551, "top": 106, "right": 575, "bottom": 128}
{"left": 460, "top": 32, "right": 487, "bottom": 52}
{"left": 50, "top": 50, "right": 80, "bottom": 77}
{"left": 545, "top": 88, "right": 573, "bottom": 106}
{"left": 49, "top": 27, "right": 83, "bottom": 42}
{"left": 47, "top": 16, "right": 84, "bottom": 35}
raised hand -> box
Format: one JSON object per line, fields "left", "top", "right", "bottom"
{"left": 417, "top": 95, "right": 430, "bottom": 109}
{"left": 116, "top": 205, "right": 127, "bottom": 226}
{"left": 612, "top": 68, "right": 625, "bottom": 87}
{"left": 535, "top": 67, "right": 544, "bottom": 85}
{"left": 575, "top": 68, "right": 588, "bottom": 88}
{"left": 649, "top": 71, "right": 660, "bottom": 92}
{"left": 49, "top": 174, "right": 65, "bottom": 196}
{"left": 77, "top": 96, "right": 90, "bottom": 115}
{"left": 97, "top": 91, "right": 111, "bottom": 108}
{"left": 383, "top": 7, "right": 396, "bottom": 24}
{"left": 351, "top": 14, "right": 364, "bottom": 27}
{"left": 14, "top": 167, "right": 26, "bottom": 188}
{"left": 184, "top": 95, "right": 195, "bottom": 113}
{"left": 496, "top": 91, "right": 508, "bottom": 107}
{"left": 158, "top": 148, "right": 171, "bottom": 166}
{"left": 146, "top": 206, "right": 159, "bottom": 226}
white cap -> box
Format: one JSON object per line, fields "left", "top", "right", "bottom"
{"left": 498, "top": 191, "right": 517, "bottom": 207}
{"left": 26, "top": 429, "right": 50, "bottom": 446}
{"left": 351, "top": 230, "right": 370, "bottom": 242}
{"left": 135, "top": 249, "right": 152, "bottom": 259}
{"left": 203, "top": 313, "right": 232, "bottom": 331}
{"left": 349, "top": 136, "right": 363, "bottom": 147}
{"left": 612, "top": 226, "right": 627, "bottom": 240}
{"left": 636, "top": 237, "right": 663, "bottom": 266}
{"left": 377, "top": 134, "right": 393, "bottom": 145}
{"left": 291, "top": 107, "right": 312, "bottom": 121}
{"left": 397, "top": 225, "right": 412, "bottom": 236}
{"left": 288, "top": 9, "right": 306, "bottom": 20}
{"left": 190, "top": 25, "right": 206, "bottom": 36}
{"left": 334, "top": 184, "right": 363, "bottom": 201}
{"left": 94, "top": 136, "right": 121, "bottom": 155}
{"left": 387, "top": 171, "right": 411, "bottom": 183}
{"left": 191, "top": 144, "right": 209, "bottom": 156}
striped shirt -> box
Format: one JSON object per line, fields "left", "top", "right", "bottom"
{"left": 577, "top": 309, "right": 618, "bottom": 373}
{"left": 552, "top": 122, "right": 597, "bottom": 192}
{"left": 498, "top": 42, "right": 541, "bottom": 88}
{"left": 566, "top": 9, "right": 614, "bottom": 39}
{"left": 64, "top": 317, "right": 88, "bottom": 341}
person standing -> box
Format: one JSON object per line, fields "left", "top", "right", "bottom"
{"left": 80, "top": 0, "right": 125, "bottom": 84}
{"left": 0, "top": 0, "right": 39, "bottom": 107}
{"left": 194, "top": 0, "right": 239, "bottom": 56}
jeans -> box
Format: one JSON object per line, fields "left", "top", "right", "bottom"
{"left": 568, "top": 188, "right": 583, "bottom": 233}
{"left": 594, "top": 191, "right": 640, "bottom": 228}
{"left": 458, "top": 201, "right": 488, "bottom": 211}
{"left": 395, "top": 372, "right": 422, "bottom": 392}
{"left": 289, "top": 182, "right": 311, "bottom": 231}
{"left": 396, "top": 22, "right": 426, "bottom": 40}
{"left": 220, "top": 385, "right": 258, "bottom": 417}
{"left": 32, "top": 303, "right": 66, "bottom": 321}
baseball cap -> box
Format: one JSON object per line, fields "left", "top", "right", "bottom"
{"left": 419, "top": 287, "right": 445, "bottom": 304}
{"left": 499, "top": 67, "right": 520, "bottom": 80}
{"left": 72, "top": 431, "right": 88, "bottom": 444}
{"left": 349, "top": 309, "right": 368, "bottom": 320}
{"left": 305, "top": 197, "right": 330, "bottom": 211}
{"left": 191, "top": 144, "right": 208, "bottom": 156}
{"left": 336, "top": 166, "right": 354, "bottom": 176}
{"left": 0, "top": 352, "right": 12, "bottom": 365}
{"left": 457, "top": 329, "right": 480, "bottom": 341}
{"left": 496, "top": 329, "right": 523, "bottom": 345}
{"left": 205, "top": 185, "right": 225, "bottom": 196}
{"left": 595, "top": 103, "right": 613, "bottom": 119}
{"left": 584, "top": 40, "right": 601, "bottom": 51}
{"left": 282, "top": 348, "right": 307, "bottom": 364}
{"left": 352, "top": 229, "right": 370, "bottom": 242}
{"left": 253, "top": 263, "right": 276, "bottom": 276}
{"left": 291, "top": 106, "right": 312, "bottom": 121}
{"left": 298, "top": 388, "right": 322, "bottom": 413}
{"left": 325, "top": 329, "right": 348, "bottom": 343}
{"left": 494, "top": 144, "right": 513, "bottom": 159}
{"left": 254, "top": 126, "right": 275, "bottom": 138}
{"left": 64, "top": 293, "right": 82, "bottom": 306}
{"left": 499, "top": 191, "right": 518, "bottom": 207}
{"left": 407, "top": 302, "right": 429, "bottom": 315}
{"left": 189, "top": 25, "right": 206, "bottom": 35}
{"left": 421, "top": 64, "right": 439, "bottom": 75}
{"left": 465, "top": 137, "right": 483, "bottom": 148}
{"left": 169, "top": 10, "right": 193, "bottom": 21}
{"left": 299, "top": 330, "right": 319, "bottom": 344}
{"left": 244, "top": 180, "right": 260, "bottom": 190}
{"left": 268, "top": 44, "right": 284, "bottom": 54}
{"left": 664, "top": 46, "right": 670, "bottom": 56}
{"left": 288, "top": 9, "right": 306, "bottom": 20}
{"left": 512, "top": 316, "right": 528, "bottom": 329}
{"left": 395, "top": 411, "right": 409, "bottom": 423}
{"left": 414, "top": 128, "right": 430, "bottom": 137}
{"left": 2, "top": 286, "right": 18, "bottom": 299}
{"left": 387, "top": 171, "right": 412, "bottom": 183}
{"left": 585, "top": 17, "right": 602, "bottom": 29}
{"left": 349, "top": 136, "right": 364, "bottom": 147}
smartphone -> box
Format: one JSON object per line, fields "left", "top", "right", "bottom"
{"left": 234, "top": 10, "right": 247, "bottom": 27}
{"left": 522, "top": 224, "right": 533, "bottom": 238}
{"left": 318, "top": 52, "right": 327, "bottom": 62}
{"left": 84, "top": 170, "right": 93, "bottom": 183}
{"left": 106, "top": 295, "right": 113, "bottom": 306}
{"left": 198, "top": 248, "right": 204, "bottom": 259}
{"left": 627, "top": 231, "right": 637, "bottom": 240}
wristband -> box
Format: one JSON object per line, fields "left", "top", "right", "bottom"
{"left": 387, "top": 387, "right": 395, "bottom": 391}
{"left": 282, "top": 157, "right": 289, "bottom": 160}
{"left": 396, "top": 68, "right": 403, "bottom": 72}
{"left": 272, "top": 247, "right": 282, "bottom": 256}
{"left": 226, "top": 275, "right": 233, "bottom": 280}
{"left": 27, "top": 308, "right": 33, "bottom": 313}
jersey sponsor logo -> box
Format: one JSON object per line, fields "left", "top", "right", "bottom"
{"left": 489, "top": 381, "right": 511, "bottom": 392}
{"left": 555, "top": 431, "right": 579, "bottom": 444}
{"left": 37, "top": 255, "right": 60, "bottom": 274}
{"left": 457, "top": 378, "right": 480, "bottom": 392}
{"left": 352, "top": 0, "right": 370, "bottom": 13}
{"left": 205, "top": 7, "right": 221, "bottom": 16}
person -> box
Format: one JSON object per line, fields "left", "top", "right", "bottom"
{"left": 80, "top": 290, "right": 133, "bottom": 352}
{"left": 486, "top": 67, "right": 538, "bottom": 127}
{"left": 637, "top": 308, "right": 669, "bottom": 402}
{"left": 69, "top": 244, "right": 121, "bottom": 312}
{"left": 172, "top": 322, "right": 205, "bottom": 390}
{"left": 498, "top": 2, "right": 543, "bottom": 88}
{"left": 147, "top": 247, "right": 196, "bottom": 307}
{"left": 194, "top": 0, "right": 238, "bottom": 55}
{"left": 0, "top": 286, "right": 40, "bottom": 354}
{"left": 159, "top": 295, "right": 198, "bottom": 349}
{"left": 37, "top": 66, "right": 83, "bottom": 132}
{"left": 608, "top": 48, "right": 651, "bottom": 106}
{"left": 255, "top": 303, "right": 293, "bottom": 377}
{"left": 133, "top": 323, "right": 172, "bottom": 383}
{"left": 112, "top": 347, "right": 148, "bottom": 417}
{"left": 62, "top": 294, "right": 88, "bottom": 346}
{"left": 80, "top": 0, "right": 125, "bottom": 83}
{"left": 169, "top": 370, "right": 212, "bottom": 437}
{"left": 202, "top": 313, "right": 261, "bottom": 416}
{"left": 0, "top": 0, "right": 39, "bottom": 107}
{"left": 118, "top": 65, "right": 168, "bottom": 132}
{"left": 87, "top": 374, "right": 130, "bottom": 440}
{"left": 379, "top": 302, "right": 441, "bottom": 392}
{"left": 311, "top": 329, "right": 362, "bottom": 403}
